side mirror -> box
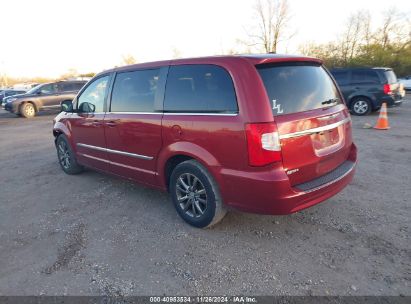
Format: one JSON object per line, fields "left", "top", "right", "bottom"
{"left": 36, "top": 91, "right": 42, "bottom": 95}
{"left": 61, "top": 100, "right": 73, "bottom": 112}
{"left": 78, "top": 102, "right": 95, "bottom": 113}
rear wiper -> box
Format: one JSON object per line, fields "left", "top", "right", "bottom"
{"left": 322, "top": 98, "right": 339, "bottom": 105}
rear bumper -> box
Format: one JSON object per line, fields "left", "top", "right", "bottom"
{"left": 382, "top": 95, "right": 402, "bottom": 107}
{"left": 219, "top": 144, "right": 357, "bottom": 215}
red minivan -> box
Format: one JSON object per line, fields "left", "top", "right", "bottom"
{"left": 53, "top": 54, "right": 357, "bottom": 228}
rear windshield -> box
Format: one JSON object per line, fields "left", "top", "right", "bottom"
{"left": 384, "top": 70, "right": 397, "bottom": 84}
{"left": 257, "top": 63, "right": 341, "bottom": 116}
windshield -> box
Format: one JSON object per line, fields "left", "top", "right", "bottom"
{"left": 26, "top": 84, "right": 43, "bottom": 94}
{"left": 257, "top": 63, "right": 342, "bottom": 116}
{"left": 384, "top": 70, "right": 397, "bottom": 84}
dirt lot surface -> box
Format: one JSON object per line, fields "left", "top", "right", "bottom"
{"left": 0, "top": 99, "right": 410, "bottom": 296}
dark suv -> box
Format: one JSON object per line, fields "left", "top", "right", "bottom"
{"left": 330, "top": 67, "right": 403, "bottom": 115}
{"left": 53, "top": 55, "right": 357, "bottom": 228}
{"left": 4, "top": 80, "right": 86, "bottom": 118}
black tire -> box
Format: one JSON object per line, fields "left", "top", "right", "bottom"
{"left": 20, "top": 102, "right": 36, "bottom": 118}
{"left": 170, "top": 160, "right": 227, "bottom": 228}
{"left": 349, "top": 97, "right": 372, "bottom": 116}
{"left": 56, "top": 134, "right": 83, "bottom": 174}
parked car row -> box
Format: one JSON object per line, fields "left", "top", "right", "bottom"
{"left": 53, "top": 54, "right": 357, "bottom": 228}
{"left": 398, "top": 75, "right": 411, "bottom": 91}
{"left": 2, "top": 80, "right": 86, "bottom": 117}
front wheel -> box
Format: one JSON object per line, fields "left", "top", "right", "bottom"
{"left": 170, "top": 160, "right": 227, "bottom": 228}
{"left": 20, "top": 102, "right": 36, "bottom": 118}
{"left": 56, "top": 135, "right": 83, "bottom": 174}
{"left": 350, "top": 97, "right": 372, "bottom": 116}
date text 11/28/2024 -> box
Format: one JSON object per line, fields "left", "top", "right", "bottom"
{"left": 149, "top": 296, "right": 257, "bottom": 303}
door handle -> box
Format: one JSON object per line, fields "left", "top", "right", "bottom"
{"left": 105, "top": 120, "right": 119, "bottom": 127}
{"left": 91, "top": 120, "right": 101, "bottom": 126}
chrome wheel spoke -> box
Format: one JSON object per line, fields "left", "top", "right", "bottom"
{"left": 178, "top": 195, "right": 189, "bottom": 202}
{"left": 194, "top": 201, "right": 204, "bottom": 214}
{"left": 176, "top": 172, "right": 208, "bottom": 218}
{"left": 191, "top": 200, "right": 197, "bottom": 216}
{"left": 197, "top": 197, "right": 206, "bottom": 204}
{"left": 192, "top": 177, "right": 199, "bottom": 188}
{"left": 195, "top": 189, "right": 205, "bottom": 195}
{"left": 178, "top": 177, "right": 189, "bottom": 190}
{"left": 177, "top": 185, "right": 188, "bottom": 194}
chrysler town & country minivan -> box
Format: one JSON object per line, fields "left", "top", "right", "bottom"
{"left": 53, "top": 55, "right": 357, "bottom": 228}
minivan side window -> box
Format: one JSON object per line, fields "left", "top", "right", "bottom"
{"left": 351, "top": 70, "right": 380, "bottom": 84}
{"left": 164, "top": 65, "right": 238, "bottom": 113}
{"left": 77, "top": 76, "right": 109, "bottom": 113}
{"left": 110, "top": 69, "right": 160, "bottom": 112}
{"left": 332, "top": 71, "right": 349, "bottom": 85}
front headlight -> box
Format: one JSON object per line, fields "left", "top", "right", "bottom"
{"left": 7, "top": 98, "right": 17, "bottom": 103}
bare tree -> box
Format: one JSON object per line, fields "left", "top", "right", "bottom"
{"left": 338, "top": 11, "right": 372, "bottom": 63}
{"left": 377, "top": 8, "right": 411, "bottom": 49}
{"left": 171, "top": 47, "right": 182, "bottom": 59}
{"left": 122, "top": 54, "right": 137, "bottom": 65}
{"left": 248, "top": 0, "right": 293, "bottom": 53}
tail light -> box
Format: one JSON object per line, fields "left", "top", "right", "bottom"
{"left": 383, "top": 84, "right": 392, "bottom": 95}
{"left": 246, "top": 122, "right": 282, "bottom": 166}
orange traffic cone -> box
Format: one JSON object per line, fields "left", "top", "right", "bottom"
{"left": 374, "top": 102, "right": 390, "bottom": 130}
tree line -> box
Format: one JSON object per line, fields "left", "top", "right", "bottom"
{"left": 247, "top": 0, "right": 411, "bottom": 76}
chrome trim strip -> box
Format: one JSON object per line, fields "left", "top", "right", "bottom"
{"left": 77, "top": 143, "right": 153, "bottom": 160}
{"left": 316, "top": 113, "right": 339, "bottom": 121}
{"left": 163, "top": 112, "right": 238, "bottom": 116}
{"left": 42, "top": 105, "right": 60, "bottom": 108}
{"left": 296, "top": 161, "right": 356, "bottom": 194}
{"left": 107, "top": 112, "right": 162, "bottom": 115}
{"left": 279, "top": 117, "right": 351, "bottom": 140}
{"left": 79, "top": 153, "right": 156, "bottom": 175}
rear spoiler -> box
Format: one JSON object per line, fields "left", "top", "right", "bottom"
{"left": 255, "top": 57, "right": 323, "bottom": 67}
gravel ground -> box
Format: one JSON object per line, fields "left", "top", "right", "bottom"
{"left": 0, "top": 98, "right": 410, "bottom": 296}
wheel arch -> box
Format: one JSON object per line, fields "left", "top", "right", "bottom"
{"left": 53, "top": 123, "right": 74, "bottom": 149}
{"left": 157, "top": 142, "right": 222, "bottom": 191}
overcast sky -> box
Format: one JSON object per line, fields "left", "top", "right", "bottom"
{"left": 1, "top": 0, "right": 410, "bottom": 78}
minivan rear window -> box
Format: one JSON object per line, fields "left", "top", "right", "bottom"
{"left": 257, "top": 63, "right": 342, "bottom": 116}
{"left": 384, "top": 70, "right": 397, "bottom": 84}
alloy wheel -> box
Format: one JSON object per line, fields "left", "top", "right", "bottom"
{"left": 58, "top": 141, "right": 71, "bottom": 169}
{"left": 25, "top": 104, "right": 35, "bottom": 116}
{"left": 175, "top": 173, "right": 207, "bottom": 218}
{"left": 353, "top": 100, "right": 369, "bottom": 114}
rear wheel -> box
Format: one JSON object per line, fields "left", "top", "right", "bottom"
{"left": 56, "top": 135, "right": 83, "bottom": 174}
{"left": 20, "top": 102, "right": 36, "bottom": 118}
{"left": 350, "top": 97, "right": 372, "bottom": 116}
{"left": 170, "top": 160, "right": 226, "bottom": 228}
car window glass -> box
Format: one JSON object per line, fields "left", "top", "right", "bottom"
{"left": 111, "top": 69, "right": 160, "bottom": 112}
{"left": 77, "top": 76, "right": 109, "bottom": 113}
{"left": 74, "top": 82, "right": 86, "bottom": 91}
{"left": 258, "top": 64, "right": 341, "bottom": 116}
{"left": 164, "top": 65, "right": 238, "bottom": 113}
{"left": 384, "top": 70, "right": 397, "bottom": 84}
{"left": 40, "top": 84, "right": 57, "bottom": 94}
{"left": 332, "top": 71, "right": 349, "bottom": 85}
{"left": 351, "top": 70, "right": 380, "bottom": 84}
{"left": 58, "top": 83, "right": 73, "bottom": 92}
